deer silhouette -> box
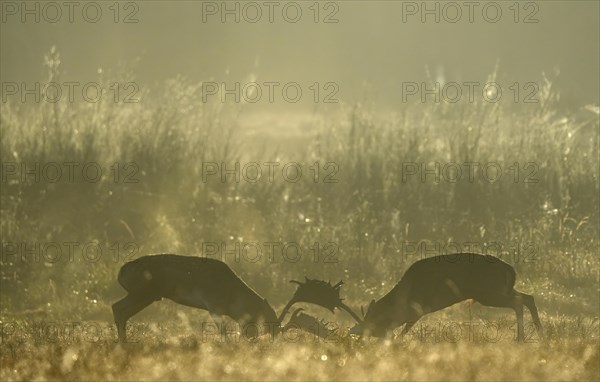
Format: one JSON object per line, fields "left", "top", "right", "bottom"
{"left": 349, "top": 253, "right": 543, "bottom": 341}
{"left": 112, "top": 254, "right": 356, "bottom": 341}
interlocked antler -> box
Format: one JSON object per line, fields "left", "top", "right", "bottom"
{"left": 282, "top": 308, "right": 338, "bottom": 339}
{"left": 277, "top": 277, "right": 363, "bottom": 325}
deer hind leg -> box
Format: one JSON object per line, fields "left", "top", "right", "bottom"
{"left": 112, "top": 293, "right": 156, "bottom": 342}
{"left": 515, "top": 290, "right": 543, "bottom": 339}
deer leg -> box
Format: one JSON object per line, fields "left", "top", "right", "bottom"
{"left": 112, "top": 293, "right": 156, "bottom": 342}
{"left": 400, "top": 322, "right": 414, "bottom": 336}
{"left": 398, "top": 321, "right": 417, "bottom": 340}
{"left": 399, "top": 312, "right": 423, "bottom": 338}
{"left": 474, "top": 293, "right": 525, "bottom": 342}
{"left": 209, "top": 312, "right": 229, "bottom": 339}
{"left": 513, "top": 297, "right": 525, "bottom": 342}
{"left": 515, "top": 290, "right": 543, "bottom": 339}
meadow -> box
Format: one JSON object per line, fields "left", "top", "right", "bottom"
{"left": 1, "top": 49, "right": 598, "bottom": 380}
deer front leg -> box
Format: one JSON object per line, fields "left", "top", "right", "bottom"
{"left": 209, "top": 312, "right": 230, "bottom": 340}
{"left": 112, "top": 293, "right": 156, "bottom": 342}
{"left": 398, "top": 310, "right": 423, "bottom": 340}
{"left": 513, "top": 296, "right": 525, "bottom": 342}
{"left": 516, "top": 291, "right": 543, "bottom": 339}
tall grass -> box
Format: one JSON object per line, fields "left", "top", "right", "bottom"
{"left": 1, "top": 49, "right": 598, "bottom": 319}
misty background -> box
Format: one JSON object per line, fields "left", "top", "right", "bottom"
{"left": 2, "top": 1, "right": 599, "bottom": 109}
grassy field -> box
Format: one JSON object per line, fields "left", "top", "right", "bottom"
{"left": 1, "top": 311, "right": 598, "bottom": 380}
{"left": 1, "top": 50, "right": 599, "bottom": 380}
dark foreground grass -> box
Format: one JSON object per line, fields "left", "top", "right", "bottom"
{"left": 1, "top": 313, "right": 598, "bottom": 381}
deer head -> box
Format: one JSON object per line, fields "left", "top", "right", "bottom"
{"left": 349, "top": 298, "right": 400, "bottom": 337}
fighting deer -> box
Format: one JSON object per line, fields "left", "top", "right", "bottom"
{"left": 349, "top": 253, "right": 543, "bottom": 341}
{"left": 112, "top": 254, "right": 356, "bottom": 342}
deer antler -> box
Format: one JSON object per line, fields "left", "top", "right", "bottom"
{"left": 277, "top": 277, "right": 363, "bottom": 325}
{"left": 282, "top": 308, "right": 338, "bottom": 339}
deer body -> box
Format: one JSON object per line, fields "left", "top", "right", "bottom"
{"left": 353, "top": 253, "right": 543, "bottom": 340}
{"left": 112, "top": 254, "right": 278, "bottom": 341}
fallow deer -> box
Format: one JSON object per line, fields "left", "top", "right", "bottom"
{"left": 349, "top": 253, "right": 543, "bottom": 341}
{"left": 112, "top": 254, "right": 357, "bottom": 341}
{"left": 112, "top": 255, "right": 279, "bottom": 341}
